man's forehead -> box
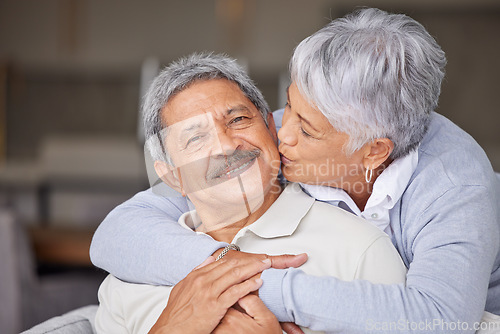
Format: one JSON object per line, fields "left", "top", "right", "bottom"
{"left": 161, "top": 79, "right": 261, "bottom": 125}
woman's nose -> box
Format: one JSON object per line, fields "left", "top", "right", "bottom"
{"left": 277, "top": 118, "right": 297, "bottom": 146}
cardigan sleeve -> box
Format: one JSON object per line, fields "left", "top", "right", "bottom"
{"left": 90, "top": 188, "right": 227, "bottom": 285}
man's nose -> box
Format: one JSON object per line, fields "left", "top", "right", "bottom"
{"left": 212, "top": 129, "right": 241, "bottom": 157}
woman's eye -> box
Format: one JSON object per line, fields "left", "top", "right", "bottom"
{"left": 301, "top": 127, "right": 312, "bottom": 137}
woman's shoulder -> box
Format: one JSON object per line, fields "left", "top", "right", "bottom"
{"left": 415, "top": 112, "right": 495, "bottom": 189}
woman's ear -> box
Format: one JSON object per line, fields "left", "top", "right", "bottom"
{"left": 154, "top": 160, "right": 185, "bottom": 196}
{"left": 363, "top": 138, "right": 394, "bottom": 170}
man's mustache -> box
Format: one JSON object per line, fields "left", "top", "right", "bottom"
{"left": 206, "top": 149, "right": 261, "bottom": 181}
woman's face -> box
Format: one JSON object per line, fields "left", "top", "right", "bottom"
{"left": 278, "top": 82, "right": 365, "bottom": 187}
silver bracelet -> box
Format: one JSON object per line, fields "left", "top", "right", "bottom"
{"left": 215, "top": 244, "right": 240, "bottom": 261}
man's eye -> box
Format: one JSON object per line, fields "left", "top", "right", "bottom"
{"left": 186, "top": 134, "right": 204, "bottom": 147}
{"left": 230, "top": 116, "right": 248, "bottom": 124}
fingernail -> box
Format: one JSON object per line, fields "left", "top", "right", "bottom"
{"left": 255, "top": 278, "right": 263, "bottom": 285}
{"left": 262, "top": 258, "right": 271, "bottom": 266}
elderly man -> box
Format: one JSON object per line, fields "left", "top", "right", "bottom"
{"left": 95, "top": 53, "right": 406, "bottom": 333}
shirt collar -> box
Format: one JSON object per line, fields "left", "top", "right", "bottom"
{"left": 365, "top": 149, "right": 418, "bottom": 210}
{"left": 244, "top": 183, "right": 315, "bottom": 238}
{"left": 178, "top": 211, "right": 205, "bottom": 234}
{"left": 177, "top": 183, "right": 315, "bottom": 239}
{"left": 300, "top": 183, "right": 361, "bottom": 215}
{"left": 299, "top": 149, "right": 418, "bottom": 215}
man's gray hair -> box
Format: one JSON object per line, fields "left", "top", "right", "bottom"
{"left": 143, "top": 52, "right": 271, "bottom": 162}
{"left": 291, "top": 7, "right": 447, "bottom": 159}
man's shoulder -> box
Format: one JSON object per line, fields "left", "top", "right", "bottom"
{"left": 99, "top": 274, "right": 172, "bottom": 298}
{"left": 276, "top": 185, "right": 399, "bottom": 280}
{"left": 280, "top": 183, "right": 387, "bottom": 240}
{"left": 97, "top": 275, "right": 173, "bottom": 333}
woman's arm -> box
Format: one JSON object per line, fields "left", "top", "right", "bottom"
{"left": 259, "top": 185, "right": 499, "bottom": 333}
{"left": 90, "top": 188, "right": 227, "bottom": 285}
{"left": 89, "top": 185, "right": 306, "bottom": 286}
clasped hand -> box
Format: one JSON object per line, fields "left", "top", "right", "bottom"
{"left": 149, "top": 251, "right": 307, "bottom": 334}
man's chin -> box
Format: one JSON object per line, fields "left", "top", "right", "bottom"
{"left": 209, "top": 165, "right": 265, "bottom": 202}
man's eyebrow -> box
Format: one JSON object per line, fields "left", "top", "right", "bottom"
{"left": 180, "top": 121, "right": 204, "bottom": 137}
{"left": 226, "top": 105, "right": 251, "bottom": 115}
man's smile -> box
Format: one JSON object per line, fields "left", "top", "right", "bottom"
{"left": 206, "top": 149, "right": 261, "bottom": 183}
{"left": 214, "top": 156, "right": 257, "bottom": 180}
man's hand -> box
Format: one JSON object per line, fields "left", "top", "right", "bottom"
{"left": 149, "top": 256, "right": 272, "bottom": 334}
{"left": 212, "top": 295, "right": 282, "bottom": 334}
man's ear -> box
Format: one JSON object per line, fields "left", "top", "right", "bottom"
{"left": 154, "top": 160, "right": 185, "bottom": 196}
{"left": 266, "top": 112, "right": 279, "bottom": 145}
{"left": 362, "top": 138, "right": 394, "bottom": 170}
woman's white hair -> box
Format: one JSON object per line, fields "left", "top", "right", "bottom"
{"left": 291, "top": 7, "right": 447, "bottom": 159}
{"left": 143, "top": 52, "right": 270, "bottom": 162}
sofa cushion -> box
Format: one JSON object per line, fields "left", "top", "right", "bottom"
{"left": 21, "top": 305, "right": 97, "bottom": 334}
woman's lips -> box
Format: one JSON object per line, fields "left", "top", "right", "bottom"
{"left": 280, "top": 153, "right": 293, "bottom": 165}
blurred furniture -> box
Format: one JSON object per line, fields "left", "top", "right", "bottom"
{"left": 0, "top": 62, "right": 7, "bottom": 163}
{"left": 0, "top": 208, "right": 106, "bottom": 333}
{"left": 0, "top": 135, "right": 148, "bottom": 333}
{"left": 38, "top": 135, "right": 148, "bottom": 227}
{"left": 0, "top": 135, "right": 148, "bottom": 227}
{"left": 0, "top": 210, "right": 21, "bottom": 334}
{"left": 21, "top": 305, "right": 97, "bottom": 334}
{"left": 29, "top": 226, "right": 95, "bottom": 266}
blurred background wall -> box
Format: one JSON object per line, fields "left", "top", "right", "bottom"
{"left": 0, "top": 0, "right": 499, "bottom": 331}
{"left": 1, "top": 0, "right": 500, "bottom": 165}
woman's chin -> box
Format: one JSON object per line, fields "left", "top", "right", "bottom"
{"left": 281, "top": 166, "right": 305, "bottom": 183}
{"left": 282, "top": 166, "right": 330, "bottom": 185}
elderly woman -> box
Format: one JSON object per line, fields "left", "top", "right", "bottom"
{"left": 91, "top": 8, "right": 500, "bottom": 333}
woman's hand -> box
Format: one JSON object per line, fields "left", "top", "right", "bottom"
{"left": 149, "top": 256, "right": 272, "bottom": 334}
{"left": 212, "top": 295, "right": 282, "bottom": 334}
{"left": 213, "top": 250, "right": 308, "bottom": 275}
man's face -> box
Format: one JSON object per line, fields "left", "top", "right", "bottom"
{"left": 160, "top": 79, "right": 280, "bottom": 218}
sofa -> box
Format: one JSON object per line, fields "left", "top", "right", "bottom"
{"left": 21, "top": 306, "right": 97, "bottom": 334}
{"left": 0, "top": 209, "right": 105, "bottom": 333}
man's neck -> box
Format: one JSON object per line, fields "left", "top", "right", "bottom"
{"left": 196, "top": 182, "right": 283, "bottom": 244}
